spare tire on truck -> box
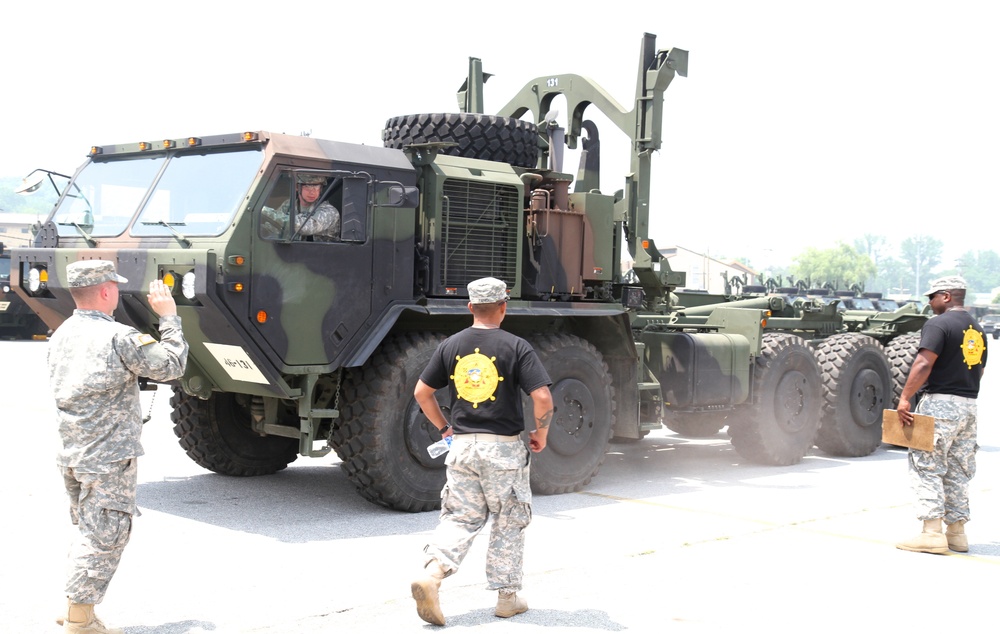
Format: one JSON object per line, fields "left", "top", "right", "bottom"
{"left": 383, "top": 113, "right": 539, "bottom": 168}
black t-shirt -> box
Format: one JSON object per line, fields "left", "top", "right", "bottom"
{"left": 919, "top": 309, "right": 988, "bottom": 397}
{"left": 420, "top": 327, "right": 551, "bottom": 436}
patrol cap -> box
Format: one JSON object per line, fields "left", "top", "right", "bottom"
{"left": 298, "top": 174, "right": 327, "bottom": 185}
{"left": 924, "top": 275, "right": 967, "bottom": 297}
{"left": 468, "top": 277, "right": 508, "bottom": 304}
{"left": 66, "top": 260, "right": 128, "bottom": 288}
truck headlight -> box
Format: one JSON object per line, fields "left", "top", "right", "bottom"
{"left": 182, "top": 271, "right": 196, "bottom": 300}
{"left": 27, "top": 267, "right": 45, "bottom": 293}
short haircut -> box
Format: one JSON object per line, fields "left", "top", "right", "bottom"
{"left": 470, "top": 301, "right": 505, "bottom": 318}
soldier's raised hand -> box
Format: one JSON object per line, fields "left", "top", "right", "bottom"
{"left": 147, "top": 279, "right": 178, "bottom": 317}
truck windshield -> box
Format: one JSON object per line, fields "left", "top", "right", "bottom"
{"left": 49, "top": 148, "right": 263, "bottom": 239}
{"left": 52, "top": 156, "right": 165, "bottom": 238}
{"left": 133, "top": 149, "right": 263, "bottom": 238}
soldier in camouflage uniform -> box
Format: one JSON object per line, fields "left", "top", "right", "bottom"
{"left": 410, "top": 277, "right": 554, "bottom": 626}
{"left": 260, "top": 173, "right": 341, "bottom": 240}
{"left": 49, "top": 261, "right": 188, "bottom": 633}
{"left": 895, "top": 276, "right": 987, "bottom": 554}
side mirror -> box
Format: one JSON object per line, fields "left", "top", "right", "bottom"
{"left": 377, "top": 182, "right": 419, "bottom": 209}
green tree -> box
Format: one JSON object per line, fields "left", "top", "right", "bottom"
{"left": 872, "top": 256, "right": 910, "bottom": 297}
{"left": 900, "top": 235, "right": 942, "bottom": 298}
{"left": 791, "top": 242, "right": 876, "bottom": 289}
{"left": 951, "top": 250, "right": 1000, "bottom": 294}
{"left": 853, "top": 234, "right": 889, "bottom": 290}
{"left": 0, "top": 176, "right": 60, "bottom": 217}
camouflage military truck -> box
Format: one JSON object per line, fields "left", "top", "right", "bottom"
{"left": 0, "top": 242, "right": 48, "bottom": 340}
{"left": 10, "top": 33, "right": 918, "bottom": 512}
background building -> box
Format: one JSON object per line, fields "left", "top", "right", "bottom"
{"left": 659, "top": 245, "right": 758, "bottom": 294}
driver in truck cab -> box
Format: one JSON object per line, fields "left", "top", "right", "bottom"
{"left": 261, "top": 173, "right": 341, "bottom": 241}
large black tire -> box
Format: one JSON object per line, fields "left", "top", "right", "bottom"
{"left": 665, "top": 411, "right": 729, "bottom": 437}
{"left": 527, "top": 334, "right": 615, "bottom": 494}
{"left": 170, "top": 388, "right": 299, "bottom": 476}
{"left": 885, "top": 331, "right": 921, "bottom": 410}
{"left": 728, "top": 333, "right": 823, "bottom": 465}
{"left": 382, "top": 113, "right": 539, "bottom": 168}
{"left": 332, "top": 332, "right": 448, "bottom": 513}
{"left": 814, "top": 334, "right": 892, "bottom": 457}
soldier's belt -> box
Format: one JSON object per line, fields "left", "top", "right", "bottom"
{"left": 924, "top": 393, "right": 976, "bottom": 403}
{"left": 452, "top": 433, "right": 521, "bottom": 443}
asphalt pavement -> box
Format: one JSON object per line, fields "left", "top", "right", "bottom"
{"left": 1, "top": 338, "right": 997, "bottom": 633}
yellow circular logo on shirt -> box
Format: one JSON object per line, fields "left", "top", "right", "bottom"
{"left": 451, "top": 348, "right": 504, "bottom": 408}
{"left": 961, "top": 326, "right": 985, "bottom": 369}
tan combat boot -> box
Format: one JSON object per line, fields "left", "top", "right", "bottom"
{"left": 946, "top": 520, "right": 969, "bottom": 552}
{"left": 895, "top": 518, "right": 949, "bottom": 554}
{"left": 411, "top": 561, "right": 447, "bottom": 626}
{"left": 56, "top": 597, "right": 70, "bottom": 625}
{"left": 495, "top": 591, "right": 528, "bottom": 618}
{"left": 64, "top": 602, "right": 123, "bottom": 634}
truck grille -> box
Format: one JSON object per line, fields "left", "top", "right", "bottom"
{"left": 439, "top": 179, "right": 519, "bottom": 291}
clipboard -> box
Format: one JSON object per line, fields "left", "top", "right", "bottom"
{"left": 882, "top": 409, "right": 935, "bottom": 451}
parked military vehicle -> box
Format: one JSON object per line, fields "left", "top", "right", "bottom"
{"left": 9, "top": 34, "right": 920, "bottom": 512}
{"left": 667, "top": 280, "right": 927, "bottom": 458}
{"left": 0, "top": 242, "right": 48, "bottom": 340}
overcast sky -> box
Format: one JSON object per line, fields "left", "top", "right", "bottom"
{"left": 2, "top": 1, "right": 997, "bottom": 272}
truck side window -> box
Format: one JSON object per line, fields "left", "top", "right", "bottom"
{"left": 259, "top": 171, "right": 342, "bottom": 242}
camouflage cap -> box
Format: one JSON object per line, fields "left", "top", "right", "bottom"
{"left": 468, "top": 277, "right": 508, "bottom": 304}
{"left": 298, "top": 174, "right": 327, "bottom": 185}
{"left": 924, "top": 275, "right": 967, "bottom": 297}
{"left": 66, "top": 260, "right": 128, "bottom": 288}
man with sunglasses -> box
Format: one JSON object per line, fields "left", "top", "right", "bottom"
{"left": 895, "top": 276, "right": 987, "bottom": 554}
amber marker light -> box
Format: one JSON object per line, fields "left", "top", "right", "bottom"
{"left": 227, "top": 255, "right": 246, "bottom": 266}
{"left": 256, "top": 310, "right": 267, "bottom": 323}
{"left": 39, "top": 268, "right": 49, "bottom": 283}
{"left": 242, "top": 132, "right": 259, "bottom": 142}
{"left": 162, "top": 272, "right": 176, "bottom": 289}
{"left": 139, "top": 141, "right": 151, "bottom": 151}
{"left": 642, "top": 239, "right": 650, "bottom": 250}
{"left": 187, "top": 137, "right": 202, "bottom": 147}
{"left": 228, "top": 282, "right": 245, "bottom": 292}
{"left": 162, "top": 139, "right": 175, "bottom": 149}
{"left": 90, "top": 146, "right": 103, "bottom": 155}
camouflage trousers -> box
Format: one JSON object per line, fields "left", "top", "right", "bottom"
{"left": 423, "top": 436, "right": 532, "bottom": 593}
{"left": 60, "top": 459, "right": 137, "bottom": 604}
{"left": 909, "top": 394, "right": 978, "bottom": 524}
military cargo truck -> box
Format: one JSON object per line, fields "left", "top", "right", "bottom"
{"left": 10, "top": 33, "right": 916, "bottom": 512}
{"left": 0, "top": 242, "right": 48, "bottom": 340}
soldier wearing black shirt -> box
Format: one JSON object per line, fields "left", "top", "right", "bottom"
{"left": 410, "top": 277, "right": 553, "bottom": 626}
{"left": 896, "top": 276, "right": 987, "bottom": 554}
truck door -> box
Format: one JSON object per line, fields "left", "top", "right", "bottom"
{"left": 250, "top": 168, "right": 374, "bottom": 368}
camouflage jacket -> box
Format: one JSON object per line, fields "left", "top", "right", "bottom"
{"left": 48, "top": 310, "right": 188, "bottom": 471}
{"left": 264, "top": 200, "right": 341, "bottom": 239}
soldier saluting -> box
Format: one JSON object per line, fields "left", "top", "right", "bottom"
{"left": 49, "top": 261, "right": 188, "bottom": 633}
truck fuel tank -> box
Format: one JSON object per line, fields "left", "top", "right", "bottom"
{"left": 642, "top": 331, "right": 751, "bottom": 409}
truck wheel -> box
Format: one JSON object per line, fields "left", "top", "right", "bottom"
{"left": 527, "top": 334, "right": 615, "bottom": 494}
{"left": 333, "top": 332, "right": 448, "bottom": 513}
{"left": 885, "top": 332, "right": 921, "bottom": 410}
{"left": 728, "top": 333, "right": 822, "bottom": 465}
{"left": 382, "top": 113, "right": 539, "bottom": 168}
{"left": 170, "top": 388, "right": 299, "bottom": 476}
{"left": 665, "top": 412, "right": 728, "bottom": 437}
{"left": 814, "top": 334, "right": 892, "bottom": 457}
